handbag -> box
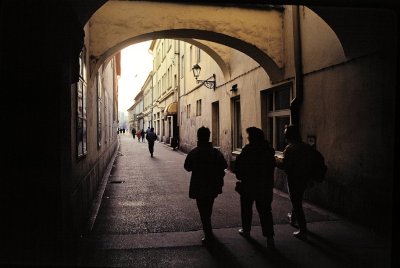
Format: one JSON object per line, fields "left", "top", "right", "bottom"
{"left": 235, "top": 181, "right": 243, "bottom": 194}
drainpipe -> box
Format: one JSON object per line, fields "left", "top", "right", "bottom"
{"left": 151, "top": 73, "right": 153, "bottom": 128}
{"left": 291, "top": 5, "right": 303, "bottom": 126}
{"left": 176, "top": 41, "right": 181, "bottom": 130}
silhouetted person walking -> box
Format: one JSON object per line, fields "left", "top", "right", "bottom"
{"left": 234, "top": 127, "right": 276, "bottom": 249}
{"left": 145, "top": 127, "right": 157, "bottom": 157}
{"left": 184, "top": 127, "right": 228, "bottom": 245}
{"left": 275, "top": 125, "right": 309, "bottom": 240}
{"left": 131, "top": 128, "right": 136, "bottom": 140}
{"left": 141, "top": 129, "right": 145, "bottom": 142}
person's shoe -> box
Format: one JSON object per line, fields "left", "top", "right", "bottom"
{"left": 293, "top": 230, "right": 307, "bottom": 240}
{"left": 238, "top": 229, "right": 250, "bottom": 237}
{"left": 201, "top": 235, "right": 215, "bottom": 246}
{"left": 151, "top": 153, "right": 153, "bottom": 157}
{"left": 288, "top": 212, "right": 298, "bottom": 228}
{"left": 266, "top": 237, "right": 276, "bottom": 250}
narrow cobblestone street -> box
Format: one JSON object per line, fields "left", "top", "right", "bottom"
{"left": 77, "top": 134, "right": 391, "bottom": 267}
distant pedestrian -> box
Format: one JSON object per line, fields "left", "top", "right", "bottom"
{"left": 145, "top": 127, "right": 157, "bottom": 157}
{"left": 141, "top": 129, "right": 145, "bottom": 142}
{"left": 136, "top": 131, "right": 141, "bottom": 142}
{"left": 234, "top": 127, "right": 276, "bottom": 249}
{"left": 184, "top": 126, "right": 228, "bottom": 246}
{"left": 131, "top": 128, "right": 136, "bottom": 140}
{"left": 275, "top": 125, "right": 309, "bottom": 240}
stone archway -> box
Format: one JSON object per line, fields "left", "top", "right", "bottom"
{"left": 89, "top": 1, "right": 284, "bottom": 83}
{"left": 92, "top": 30, "right": 283, "bottom": 83}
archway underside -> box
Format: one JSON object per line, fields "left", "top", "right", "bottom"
{"left": 89, "top": 1, "right": 284, "bottom": 82}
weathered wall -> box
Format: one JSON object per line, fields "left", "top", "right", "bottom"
{"left": 69, "top": 24, "right": 119, "bottom": 235}
{"left": 301, "top": 53, "right": 395, "bottom": 231}
{"left": 274, "top": 6, "right": 396, "bottom": 233}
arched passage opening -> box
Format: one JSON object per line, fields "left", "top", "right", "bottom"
{"left": 83, "top": 1, "right": 396, "bottom": 242}
{"left": 1, "top": 1, "right": 396, "bottom": 266}
{"left": 92, "top": 29, "right": 283, "bottom": 83}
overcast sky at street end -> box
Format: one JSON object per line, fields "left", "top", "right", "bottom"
{"left": 118, "top": 41, "right": 153, "bottom": 114}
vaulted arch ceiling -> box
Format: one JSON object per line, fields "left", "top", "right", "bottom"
{"left": 81, "top": 0, "right": 396, "bottom": 84}
{"left": 89, "top": 1, "right": 284, "bottom": 82}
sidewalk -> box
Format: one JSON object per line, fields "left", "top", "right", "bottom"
{"left": 78, "top": 135, "right": 392, "bottom": 267}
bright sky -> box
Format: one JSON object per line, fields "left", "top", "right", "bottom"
{"left": 118, "top": 41, "right": 153, "bottom": 114}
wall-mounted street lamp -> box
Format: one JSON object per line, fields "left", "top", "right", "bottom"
{"left": 191, "top": 64, "right": 216, "bottom": 90}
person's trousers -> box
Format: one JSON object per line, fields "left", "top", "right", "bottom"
{"left": 240, "top": 193, "right": 274, "bottom": 238}
{"left": 288, "top": 183, "right": 307, "bottom": 231}
{"left": 148, "top": 141, "right": 155, "bottom": 154}
{"left": 196, "top": 197, "right": 215, "bottom": 237}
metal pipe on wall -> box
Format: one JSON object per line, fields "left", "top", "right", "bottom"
{"left": 290, "top": 5, "right": 304, "bottom": 126}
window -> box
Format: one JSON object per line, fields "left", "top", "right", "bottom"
{"left": 157, "top": 112, "right": 160, "bottom": 135}
{"left": 187, "top": 104, "right": 191, "bottom": 118}
{"left": 162, "top": 74, "right": 166, "bottom": 94}
{"left": 212, "top": 101, "right": 220, "bottom": 147}
{"left": 174, "top": 74, "right": 177, "bottom": 88}
{"left": 181, "top": 55, "right": 185, "bottom": 78}
{"left": 97, "top": 73, "right": 103, "bottom": 147}
{"left": 77, "top": 47, "right": 87, "bottom": 158}
{"left": 162, "top": 42, "right": 165, "bottom": 59}
{"left": 190, "top": 45, "right": 193, "bottom": 70}
{"left": 263, "top": 85, "right": 292, "bottom": 151}
{"left": 104, "top": 95, "right": 108, "bottom": 144}
{"left": 196, "top": 47, "right": 201, "bottom": 63}
{"left": 168, "top": 66, "right": 172, "bottom": 89}
{"left": 196, "top": 99, "right": 202, "bottom": 116}
{"left": 232, "top": 97, "right": 242, "bottom": 150}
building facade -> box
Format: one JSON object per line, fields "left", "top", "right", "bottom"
{"left": 149, "top": 39, "right": 180, "bottom": 144}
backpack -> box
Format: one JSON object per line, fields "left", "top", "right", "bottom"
{"left": 306, "top": 145, "right": 327, "bottom": 183}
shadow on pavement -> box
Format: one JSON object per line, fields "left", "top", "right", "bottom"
{"left": 305, "top": 231, "right": 370, "bottom": 267}
{"left": 204, "top": 237, "right": 243, "bottom": 268}
{"left": 244, "top": 236, "right": 298, "bottom": 268}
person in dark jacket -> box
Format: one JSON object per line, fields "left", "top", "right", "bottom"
{"left": 184, "top": 127, "right": 228, "bottom": 245}
{"left": 141, "top": 129, "right": 145, "bottom": 142}
{"left": 275, "top": 124, "right": 309, "bottom": 240}
{"left": 234, "top": 127, "right": 276, "bottom": 249}
{"left": 131, "top": 128, "right": 136, "bottom": 140}
{"left": 145, "top": 127, "right": 157, "bottom": 157}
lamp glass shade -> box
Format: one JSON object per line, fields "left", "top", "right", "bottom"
{"left": 192, "top": 64, "right": 201, "bottom": 78}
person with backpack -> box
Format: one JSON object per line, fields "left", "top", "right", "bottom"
{"left": 184, "top": 127, "right": 228, "bottom": 245}
{"left": 275, "top": 125, "right": 313, "bottom": 240}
